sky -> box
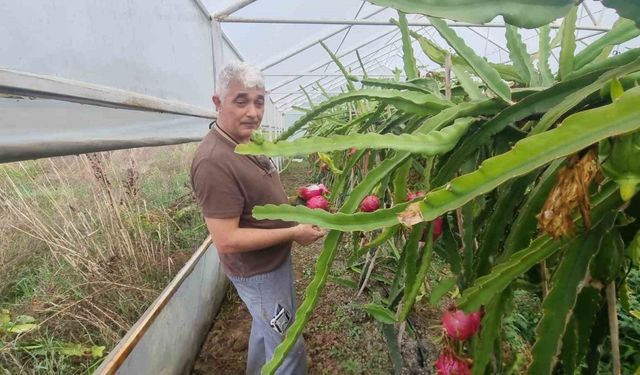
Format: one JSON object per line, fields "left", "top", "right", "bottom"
{"left": 203, "top": 1, "right": 638, "bottom": 116}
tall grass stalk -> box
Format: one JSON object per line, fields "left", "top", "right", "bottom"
{"left": 0, "top": 145, "right": 202, "bottom": 373}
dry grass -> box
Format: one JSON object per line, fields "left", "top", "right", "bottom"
{"left": 0, "top": 144, "right": 206, "bottom": 373}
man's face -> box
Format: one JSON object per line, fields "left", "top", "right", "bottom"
{"left": 213, "top": 79, "right": 265, "bottom": 143}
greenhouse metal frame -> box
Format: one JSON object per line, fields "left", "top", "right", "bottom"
{"left": 0, "top": 1, "right": 634, "bottom": 374}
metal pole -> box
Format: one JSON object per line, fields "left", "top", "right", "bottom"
{"left": 276, "top": 52, "right": 396, "bottom": 111}
{"left": 217, "top": 17, "right": 612, "bottom": 32}
{"left": 211, "top": 20, "right": 225, "bottom": 83}
{"left": 259, "top": 6, "right": 389, "bottom": 71}
{"left": 272, "top": 30, "right": 404, "bottom": 106}
{"left": 191, "top": 0, "right": 212, "bottom": 20}
{"left": 582, "top": 2, "right": 599, "bottom": 26}
{"left": 269, "top": 28, "right": 398, "bottom": 93}
{"left": 222, "top": 33, "right": 245, "bottom": 61}
{"left": 0, "top": 68, "right": 217, "bottom": 119}
{"left": 265, "top": 73, "right": 400, "bottom": 77}
{"left": 213, "top": 0, "right": 258, "bottom": 20}
{"left": 276, "top": 27, "right": 442, "bottom": 111}
{"left": 274, "top": 53, "right": 389, "bottom": 110}
{"left": 275, "top": 46, "right": 400, "bottom": 110}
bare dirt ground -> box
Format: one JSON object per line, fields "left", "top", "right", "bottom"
{"left": 191, "top": 161, "right": 441, "bottom": 375}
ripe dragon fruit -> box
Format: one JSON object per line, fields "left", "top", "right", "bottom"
{"left": 298, "top": 184, "right": 330, "bottom": 200}
{"left": 306, "top": 195, "right": 329, "bottom": 210}
{"left": 360, "top": 195, "right": 380, "bottom": 212}
{"left": 432, "top": 216, "right": 444, "bottom": 241}
{"left": 442, "top": 309, "right": 482, "bottom": 341}
{"left": 407, "top": 190, "right": 426, "bottom": 200}
{"left": 435, "top": 353, "right": 471, "bottom": 375}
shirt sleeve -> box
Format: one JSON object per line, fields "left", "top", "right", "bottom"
{"left": 191, "top": 159, "right": 244, "bottom": 219}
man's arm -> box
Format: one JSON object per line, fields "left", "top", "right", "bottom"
{"left": 205, "top": 217, "right": 325, "bottom": 254}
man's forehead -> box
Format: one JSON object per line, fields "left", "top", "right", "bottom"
{"left": 232, "top": 90, "right": 265, "bottom": 98}
{"left": 228, "top": 79, "right": 265, "bottom": 97}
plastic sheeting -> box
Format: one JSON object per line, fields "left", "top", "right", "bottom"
{"left": 0, "top": 0, "right": 286, "bottom": 163}
{"left": 0, "top": 97, "right": 211, "bottom": 163}
{"left": 0, "top": 0, "right": 215, "bottom": 107}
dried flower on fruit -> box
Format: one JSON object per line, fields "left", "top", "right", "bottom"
{"left": 537, "top": 149, "right": 601, "bottom": 239}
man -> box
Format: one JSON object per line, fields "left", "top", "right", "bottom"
{"left": 191, "top": 62, "right": 324, "bottom": 375}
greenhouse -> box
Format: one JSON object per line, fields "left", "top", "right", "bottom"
{"left": 1, "top": 0, "right": 639, "bottom": 374}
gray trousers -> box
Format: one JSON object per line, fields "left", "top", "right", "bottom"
{"left": 227, "top": 256, "right": 307, "bottom": 375}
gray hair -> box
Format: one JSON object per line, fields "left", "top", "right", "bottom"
{"left": 216, "top": 62, "right": 265, "bottom": 99}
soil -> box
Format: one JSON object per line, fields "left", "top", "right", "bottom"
{"left": 191, "top": 161, "right": 441, "bottom": 375}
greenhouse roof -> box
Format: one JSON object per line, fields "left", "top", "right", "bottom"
{"left": 205, "top": 0, "right": 639, "bottom": 113}
{"left": 1, "top": 1, "right": 638, "bottom": 163}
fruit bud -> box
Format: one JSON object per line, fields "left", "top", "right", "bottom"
{"left": 306, "top": 195, "right": 329, "bottom": 210}
{"left": 432, "top": 216, "right": 444, "bottom": 241}
{"left": 442, "top": 309, "right": 481, "bottom": 341}
{"left": 360, "top": 195, "right": 380, "bottom": 212}
{"left": 298, "top": 184, "right": 330, "bottom": 200}
{"left": 407, "top": 191, "right": 426, "bottom": 201}
{"left": 435, "top": 353, "right": 471, "bottom": 375}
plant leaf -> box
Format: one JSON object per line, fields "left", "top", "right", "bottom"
{"left": 7, "top": 323, "right": 38, "bottom": 334}
{"left": 328, "top": 275, "right": 358, "bottom": 289}
{"left": 472, "top": 289, "right": 512, "bottom": 375}
{"left": 398, "top": 12, "right": 419, "bottom": 80}
{"left": 365, "top": 303, "right": 397, "bottom": 324}
{"left": 368, "top": 0, "right": 574, "bottom": 29}
{"left": 528, "top": 214, "right": 614, "bottom": 374}
{"left": 413, "top": 86, "right": 640, "bottom": 228}
{"left": 399, "top": 223, "right": 429, "bottom": 321}
{"left": 475, "top": 174, "right": 536, "bottom": 277}
{"left": 393, "top": 159, "right": 412, "bottom": 203}
{"left": 531, "top": 58, "right": 640, "bottom": 135}
{"left": 411, "top": 30, "right": 524, "bottom": 83}
{"left": 502, "top": 160, "right": 562, "bottom": 258}
{"left": 430, "top": 276, "right": 458, "bottom": 306}
{"left": 451, "top": 64, "right": 485, "bottom": 100}
{"left": 583, "top": 307, "right": 609, "bottom": 374}
{"left": 381, "top": 324, "right": 404, "bottom": 374}
{"left": 561, "top": 317, "right": 579, "bottom": 375}
{"left": 538, "top": 25, "right": 555, "bottom": 86}
{"left": 506, "top": 25, "right": 536, "bottom": 86}
{"left": 603, "top": 0, "right": 640, "bottom": 28}
{"left": 0, "top": 310, "right": 9, "bottom": 325}
{"left": 559, "top": 6, "right": 578, "bottom": 81}
{"left": 277, "top": 89, "right": 451, "bottom": 141}
{"left": 434, "top": 68, "right": 608, "bottom": 186}
{"left": 574, "top": 18, "right": 640, "bottom": 71}
{"left": 320, "top": 41, "right": 356, "bottom": 91}
{"left": 568, "top": 48, "right": 640, "bottom": 80}
{"left": 429, "top": 17, "right": 511, "bottom": 102}
{"left": 261, "top": 101, "right": 504, "bottom": 374}
{"left": 91, "top": 345, "right": 106, "bottom": 358}
{"left": 258, "top": 87, "right": 640, "bottom": 232}
{"left": 358, "top": 78, "right": 436, "bottom": 95}
{"left": 349, "top": 225, "right": 400, "bottom": 266}
{"left": 237, "top": 117, "right": 475, "bottom": 157}
{"left": 14, "top": 315, "right": 35, "bottom": 324}
{"left": 458, "top": 183, "right": 620, "bottom": 311}
{"left": 573, "top": 286, "right": 603, "bottom": 369}
{"left": 628, "top": 230, "right": 640, "bottom": 267}
{"left": 254, "top": 202, "right": 406, "bottom": 232}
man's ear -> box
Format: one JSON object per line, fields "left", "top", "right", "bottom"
{"left": 212, "top": 95, "right": 222, "bottom": 110}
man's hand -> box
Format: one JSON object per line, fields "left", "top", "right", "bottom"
{"left": 291, "top": 224, "right": 326, "bottom": 245}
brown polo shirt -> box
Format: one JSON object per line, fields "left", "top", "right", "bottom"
{"left": 190, "top": 128, "right": 294, "bottom": 277}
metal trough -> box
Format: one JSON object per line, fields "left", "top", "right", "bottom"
{"left": 95, "top": 236, "right": 228, "bottom": 375}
